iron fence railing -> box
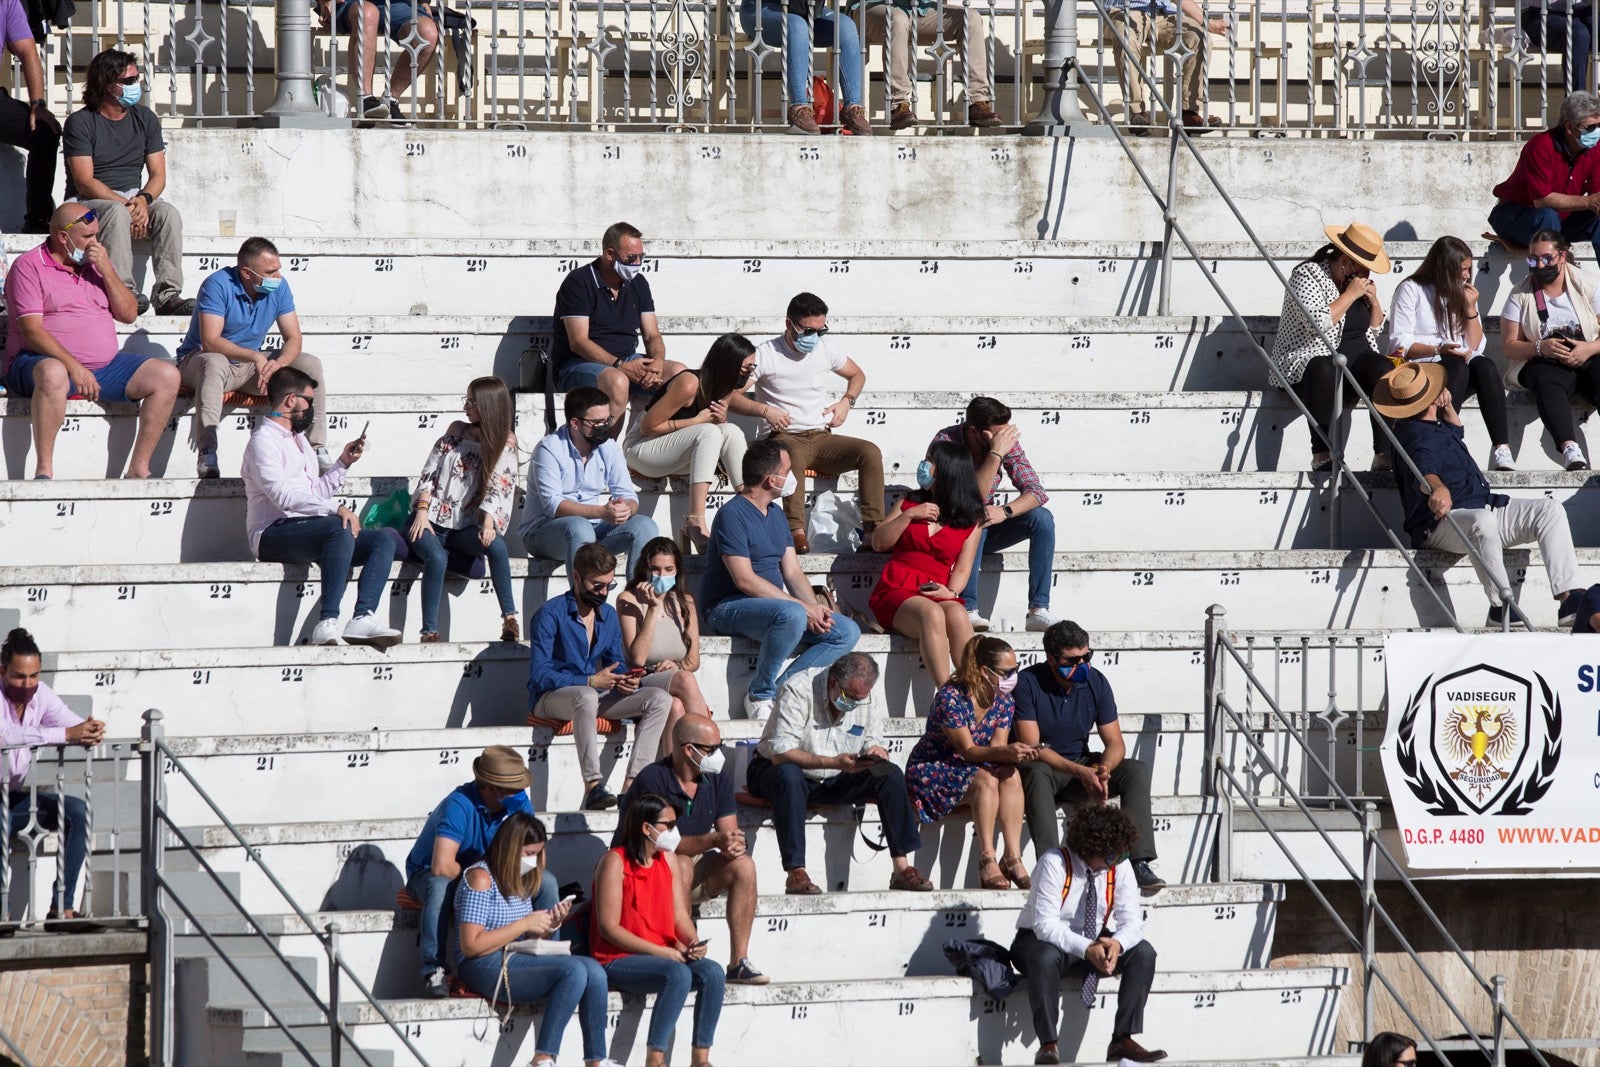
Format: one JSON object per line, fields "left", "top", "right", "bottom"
{"left": 6, "top": 0, "right": 1594, "bottom": 134}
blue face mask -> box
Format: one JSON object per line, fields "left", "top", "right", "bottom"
{"left": 1057, "top": 663, "right": 1088, "bottom": 684}
{"left": 915, "top": 461, "right": 935, "bottom": 490}
{"left": 255, "top": 273, "right": 283, "bottom": 293}
{"left": 119, "top": 82, "right": 142, "bottom": 108}
{"left": 792, "top": 332, "right": 820, "bottom": 354}
{"left": 649, "top": 574, "right": 676, "bottom": 596}
{"left": 1582, "top": 127, "right": 1600, "bottom": 150}
{"left": 833, "top": 693, "right": 867, "bottom": 714}
{"left": 66, "top": 244, "right": 86, "bottom": 266}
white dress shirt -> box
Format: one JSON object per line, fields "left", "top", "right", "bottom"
{"left": 1386, "top": 278, "right": 1487, "bottom": 360}
{"left": 757, "top": 666, "right": 886, "bottom": 781}
{"left": 1016, "top": 846, "right": 1145, "bottom": 959}
{"left": 241, "top": 419, "right": 347, "bottom": 556}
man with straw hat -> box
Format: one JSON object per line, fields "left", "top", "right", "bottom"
{"left": 404, "top": 745, "right": 536, "bottom": 999}
{"left": 1377, "top": 362, "right": 1587, "bottom": 628}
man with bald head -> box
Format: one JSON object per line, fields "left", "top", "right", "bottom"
{"left": 614, "top": 713, "right": 766, "bottom": 985}
{"left": 2, "top": 202, "right": 178, "bottom": 478}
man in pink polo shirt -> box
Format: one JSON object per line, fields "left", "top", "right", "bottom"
{"left": 2, "top": 202, "right": 179, "bottom": 479}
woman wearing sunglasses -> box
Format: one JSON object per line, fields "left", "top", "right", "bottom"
{"left": 1360, "top": 1032, "right": 1417, "bottom": 1067}
{"left": 1500, "top": 229, "right": 1600, "bottom": 469}
{"left": 904, "top": 635, "right": 1039, "bottom": 890}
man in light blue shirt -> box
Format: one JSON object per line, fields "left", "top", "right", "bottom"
{"left": 1107, "top": 0, "right": 1226, "bottom": 134}
{"left": 517, "top": 384, "right": 658, "bottom": 575}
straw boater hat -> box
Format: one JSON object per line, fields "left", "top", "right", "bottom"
{"left": 1372, "top": 362, "right": 1448, "bottom": 419}
{"left": 1323, "top": 221, "right": 1393, "bottom": 274}
{"left": 473, "top": 745, "right": 531, "bottom": 791}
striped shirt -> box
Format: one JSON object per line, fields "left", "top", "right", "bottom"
{"left": 931, "top": 423, "right": 1049, "bottom": 506}
{"left": 453, "top": 862, "right": 533, "bottom": 967}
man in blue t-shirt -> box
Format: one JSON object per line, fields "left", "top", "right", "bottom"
{"left": 176, "top": 236, "right": 328, "bottom": 479}
{"left": 403, "top": 745, "right": 538, "bottom": 998}
{"left": 700, "top": 440, "right": 860, "bottom": 722}
{"left": 1013, "top": 619, "right": 1164, "bottom": 891}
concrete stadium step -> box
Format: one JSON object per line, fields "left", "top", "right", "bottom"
{"left": 4, "top": 546, "right": 1587, "bottom": 652}
{"left": 12, "top": 470, "right": 1600, "bottom": 565}
{"left": 201, "top": 968, "right": 1349, "bottom": 1067}
{"left": 5, "top": 388, "right": 1584, "bottom": 482}
{"left": 173, "top": 881, "right": 1284, "bottom": 998}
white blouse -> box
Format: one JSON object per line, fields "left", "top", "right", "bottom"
{"left": 1386, "top": 278, "right": 1486, "bottom": 360}
{"left": 1270, "top": 260, "right": 1384, "bottom": 387}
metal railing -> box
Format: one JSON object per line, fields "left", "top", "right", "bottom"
{"left": 140, "top": 709, "right": 428, "bottom": 1067}
{"left": 9, "top": 0, "right": 1593, "bottom": 133}
{"left": 1, "top": 738, "right": 141, "bottom": 929}
{"left": 1203, "top": 605, "right": 1550, "bottom": 1065}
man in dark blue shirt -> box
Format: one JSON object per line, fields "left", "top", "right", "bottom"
{"left": 614, "top": 714, "right": 767, "bottom": 985}
{"left": 1013, "top": 620, "right": 1163, "bottom": 891}
{"left": 1379, "top": 363, "right": 1585, "bottom": 629}
{"left": 528, "top": 541, "right": 671, "bottom": 811}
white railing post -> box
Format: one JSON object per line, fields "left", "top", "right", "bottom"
{"left": 1025, "top": 0, "right": 1104, "bottom": 135}
{"left": 262, "top": 0, "right": 343, "bottom": 125}
{"left": 142, "top": 709, "right": 173, "bottom": 1067}
{"left": 1492, "top": 973, "right": 1507, "bottom": 1066}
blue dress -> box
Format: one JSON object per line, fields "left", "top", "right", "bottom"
{"left": 905, "top": 683, "right": 1015, "bottom": 823}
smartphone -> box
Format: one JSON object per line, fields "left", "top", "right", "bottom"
{"left": 626, "top": 667, "right": 648, "bottom": 678}
{"left": 689, "top": 938, "right": 709, "bottom": 949}
{"left": 359, "top": 420, "right": 370, "bottom": 439}
{"left": 919, "top": 582, "right": 939, "bottom": 593}
{"left": 558, "top": 893, "right": 577, "bottom": 908}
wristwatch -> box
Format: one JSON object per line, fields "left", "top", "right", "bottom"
{"left": 612, "top": 356, "right": 625, "bottom": 368}
{"left": 29, "top": 98, "right": 45, "bottom": 109}
{"left": 1002, "top": 504, "right": 1014, "bottom": 518}
{"left": 136, "top": 191, "right": 154, "bottom": 205}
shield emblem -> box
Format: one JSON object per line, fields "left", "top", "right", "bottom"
{"left": 1427, "top": 664, "right": 1532, "bottom": 815}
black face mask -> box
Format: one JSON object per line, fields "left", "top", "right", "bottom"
{"left": 1531, "top": 264, "right": 1562, "bottom": 287}
{"left": 578, "top": 587, "right": 609, "bottom": 609}
{"left": 581, "top": 423, "right": 611, "bottom": 447}
{"left": 289, "top": 402, "right": 315, "bottom": 436}
{"left": 734, "top": 369, "right": 752, "bottom": 388}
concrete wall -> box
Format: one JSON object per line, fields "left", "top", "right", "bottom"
{"left": 1272, "top": 881, "right": 1600, "bottom": 1066}
{"left": 0, "top": 131, "right": 1536, "bottom": 244}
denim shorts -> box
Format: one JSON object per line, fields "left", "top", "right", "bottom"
{"left": 555, "top": 353, "right": 646, "bottom": 393}
{"left": 335, "top": 0, "right": 437, "bottom": 39}
{"left": 4, "top": 351, "right": 154, "bottom": 403}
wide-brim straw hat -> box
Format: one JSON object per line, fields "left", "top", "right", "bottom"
{"left": 1372, "top": 362, "right": 1448, "bottom": 419}
{"left": 473, "top": 745, "right": 531, "bottom": 791}
{"left": 1323, "top": 221, "right": 1393, "bottom": 274}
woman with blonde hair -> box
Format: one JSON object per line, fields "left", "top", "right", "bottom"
{"left": 904, "top": 635, "right": 1039, "bottom": 891}
{"left": 408, "top": 375, "right": 522, "bottom": 642}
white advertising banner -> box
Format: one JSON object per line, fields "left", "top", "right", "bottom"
{"left": 1382, "top": 633, "right": 1600, "bottom": 870}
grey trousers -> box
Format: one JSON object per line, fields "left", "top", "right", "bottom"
{"left": 81, "top": 197, "right": 184, "bottom": 303}
{"left": 533, "top": 684, "right": 671, "bottom": 783}
{"left": 1020, "top": 758, "right": 1158, "bottom": 862}
{"left": 178, "top": 351, "right": 328, "bottom": 448}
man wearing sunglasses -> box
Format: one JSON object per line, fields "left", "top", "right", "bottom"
{"left": 528, "top": 541, "right": 671, "bottom": 812}
{"left": 1489, "top": 90, "right": 1600, "bottom": 264}
{"left": 1012, "top": 620, "right": 1164, "bottom": 891}
{"left": 0, "top": 0, "right": 62, "bottom": 233}
{"left": 61, "top": 49, "right": 193, "bottom": 317}
{"left": 2, "top": 202, "right": 179, "bottom": 479}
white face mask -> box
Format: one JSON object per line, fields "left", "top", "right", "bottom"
{"left": 519, "top": 854, "right": 540, "bottom": 875}
{"left": 694, "top": 746, "right": 727, "bottom": 776}
{"left": 778, "top": 470, "right": 797, "bottom": 498}
{"left": 615, "top": 260, "right": 643, "bottom": 282}
{"left": 653, "top": 825, "right": 682, "bottom": 853}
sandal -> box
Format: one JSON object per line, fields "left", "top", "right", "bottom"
{"left": 678, "top": 514, "right": 711, "bottom": 554}
{"left": 1001, "top": 853, "right": 1032, "bottom": 890}
{"left": 500, "top": 615, "right": 521, "bottom": 643}
{"left": 978, "top": 853, "right": 1009, "bottom": 890}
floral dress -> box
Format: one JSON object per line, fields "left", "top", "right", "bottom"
{"left": 904, "top": 682, "right": 1015, "bottom": 823}
{"left": 416, "top": 430, "right": 519, "bottom": 533}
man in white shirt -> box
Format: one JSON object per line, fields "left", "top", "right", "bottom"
{"left": 242, "top": 366, "right": 401, "bottom": 647}
{"left": 729, "top": 291, "right": 883, "bottom": 552}
{"left": 1011, "top": 805, "right": 1166, "bottom": 1064}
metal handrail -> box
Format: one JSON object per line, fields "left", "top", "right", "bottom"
{"left": 141, "top": 710, "right": 429, "bottom": 1067}
{"left": 1076, "top": 0, "right": 1531, "bottom": 635}
{"left": 0, "top": 1022, "right": 36, "bottom": 1067}
{"left": 1204, "top": 608, "right": 1553, "bottom": 1066}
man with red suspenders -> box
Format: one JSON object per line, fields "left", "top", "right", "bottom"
{"left": 1010, "top": 805, "right": 1167, "bottom": 1064}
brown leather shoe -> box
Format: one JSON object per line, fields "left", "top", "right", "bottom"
{"left": 968, "top": 101, "right": 1002, "bottom": 128}
{"left": 785, "top": 868, "right": 823, "bottom": 895}
{"left": 888, "top": 865, "right": 933, "bottom": 891}
{"left": 790, "top": 528, "right": 811, "bottom": 554}
{"left": 1181, "top": 109, "right": 1222, "bottom": 133}
{"left": 841, "top": 104, "right": 871, "bottom": 135}
{"left": 788, "top": 104, "right": 821, "bottom": 135}
{"left": 500, "top": 615, "right": 521, "bottom": 643}
{"left": 1105, "top": 1036, "right": 1168, "bottom": 1063}
{"left": 890, "top": 102, "right": 917, "bottom": 129}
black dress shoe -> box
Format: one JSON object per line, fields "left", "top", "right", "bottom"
{"left": 1106, "top": 1035, "right": 1167, "bottom": 1063}
{"left": 1034, "top": 1047, "right": 1059, "bottom": 1065}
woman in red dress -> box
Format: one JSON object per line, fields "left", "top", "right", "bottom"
{"left": 868, "top": 439, "right": 986, "bottom": 687}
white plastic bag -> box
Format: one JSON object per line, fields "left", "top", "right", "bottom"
{"left": 808, "top": 490, "right": 861, "bottom": 553}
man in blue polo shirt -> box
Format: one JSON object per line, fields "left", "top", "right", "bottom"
{"left": 404, "top": 745, "right": 540, "bottom": 998}
{"left": 176, "top": 236, "right": 328, "bottom": 478}
{"left": 614, "top": 713, "right": 767, "bottom": 985}
{"left": 1013, "top": 619, "right": 1164, "bottom": 892}
{"left": 550, "top": 221, "right": 683, "bottom": 431}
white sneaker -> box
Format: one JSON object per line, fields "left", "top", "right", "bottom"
{"left": 310, "top": 618, "right": 342, "bottom": 646}
{"left": 967, "top": 609, "right": 991, "bottom": 632}
{"left": 1025, "top": 608, "right": 1056, "bottom": 632}
{"left": 1489, "top": 445, "right": 1515, "bottom": 472}
{"left": 1562, "top": 441, "right": 1589, "bottom": 471}
{"left": 196, "top": 449, "right": 220, "bottom": 479}
{"left": 314, "top": 446, "right": 336, "bottom": 475}
{"left": 343, "top": 613, "right": 402, "bottom": 648}
{"left": 743, "top": 693, "right": 774, "bottom": 723}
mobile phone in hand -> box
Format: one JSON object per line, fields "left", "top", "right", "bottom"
{"left": 360, "top": 420, "right": 370, "bottom": 439}
{"left": 626, "top": 667, "right": 648, "bottom": 678}
{"left": 558, "top": 893, "right": 577, "bottom": 908}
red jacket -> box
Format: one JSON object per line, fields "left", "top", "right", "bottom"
{"left": 1493, "top": 127, "right": 1600, "bottom": 218}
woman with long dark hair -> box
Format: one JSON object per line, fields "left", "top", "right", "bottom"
{"left": 407, "top": 375, "right": 521, "bottom": 642}
{"left": 904, "top": 636, "right": 1039, "bottom": 891}
{"left": 624, "top": 334, "right": 754, "bottom": 551}
{"left": 1360, "top": 1031, "right": 1417, "bottom": 1067}
{"left": 1270, "top": 222, "right": 1396, "bottom": 471}
{"left": 1386, "top": 235, "right": 1512, "bottom": 469}
{"left": 453, "top": 812, "right": 613, "bottom": 1067}
{"left": 617, "top": 536, "right": 709, "bottom": 751}
{"left": 868, "top": 439, "right": 987, "bottom": 687}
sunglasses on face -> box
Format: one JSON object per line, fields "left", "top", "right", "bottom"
{"left": 584, "top": 578, "right": 618, "bottom": 593}
{"left": 687, "top": 742, "right": 719, "bottom": 755}
{"left": 1059, "top": 651, "right": 1095, "bottom": 667}
{"left": 117, "top": 74, "right": 142, "bottom": 85}
{"left": 1580, "top": 121, "right": 1600, "bottom": 132}
{"left": 1527, "top": 253, "right": 1562, "bottom": 268}
{"left": 653, "top": 819, "right": 678, "bottom": 829}
{"left": 62, "top": 209, "right": 98, "bottom": 233}
{"left": 575, "top": 416, "right": 609, "bottom": 430}
{"left": 792, "top": 324, "right": 829, "bottom": 338}
{"left": 990, "top": 666, "right": 1018, "bottom": 680}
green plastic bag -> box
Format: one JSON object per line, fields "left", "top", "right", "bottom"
{"left": 362, "top": 488, "right": 412, "bottom": 531}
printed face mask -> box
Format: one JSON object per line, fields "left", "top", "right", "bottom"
{"left": 1057, "top": 662, "right": 1088, "bottom": 684}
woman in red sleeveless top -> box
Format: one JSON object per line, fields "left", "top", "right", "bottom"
{"left": 868, "top": 439, "right": 986, "bottom": 688}
{"left": 590, "top": 793, "right": 724, "bottom": 1067}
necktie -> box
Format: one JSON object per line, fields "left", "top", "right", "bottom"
{"left": 1081, "top": 870, "right": 1100, "bottom": 1007}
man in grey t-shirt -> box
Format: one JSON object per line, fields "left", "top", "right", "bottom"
{"left": 62, "top": 49, "right": 193, "bottom": 316}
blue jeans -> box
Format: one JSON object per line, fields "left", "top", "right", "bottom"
{"left": 410, "top": 522, "right": 516, "bottom": 633}
{"left": 705, "top": 596, "right": 861, "bottom": 701}
{"left": 604, "top": 954, "right": 725, "bottom": 1052}
{"left": 745, "top": 755, "right": 923, "bottom": 870}
{"left": 740, "top": 0, "right": 864, "bottom": 107}
{"left": 555, "top": 352, "right": 654, "bottom": 398}
{"left": 1489, "top": 199, "right": 1600, "bottom": 264}
{"left": 7, "top": 791, "right": 87, "bottom": 910}
{"left": 523, "top": 513, "right": 659, "bottom": 577}
{"left": 408, "top": 865, "right": 559, "bottom": 978}
{"left": 960, "top": 506, "right": 1056, "bottom": 612}
{"left": 257, "top": 515, "right": 397, "bottom": 621}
